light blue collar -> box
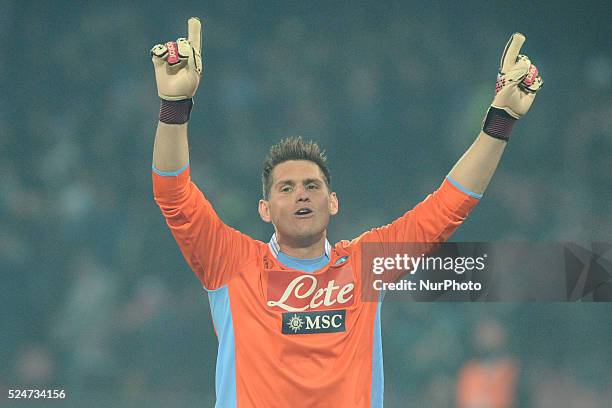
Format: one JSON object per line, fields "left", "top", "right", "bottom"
{"left": 268, "top": 233, "right": 332, "bottom": 260}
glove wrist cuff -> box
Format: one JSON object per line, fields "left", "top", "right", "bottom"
{"left": 159, "top": 99, "right": 193, "bottom": 124}
{"left": 482, "top": 107, "right": 516, "bottom": 141}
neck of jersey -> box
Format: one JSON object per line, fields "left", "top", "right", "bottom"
{"left": 269, "top": 233, "right": 331, "bottom": 273}
{"left": 277, "top": 251, "right": 329, "bottom": 273}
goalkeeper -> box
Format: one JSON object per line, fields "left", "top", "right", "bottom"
{"left": 150, "top": 17, "right": 542, "bottom": 408}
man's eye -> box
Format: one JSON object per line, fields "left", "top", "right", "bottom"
{"left": 307, "top": 184, "right": 319, "bottom": 190}
{"left": 281, "top": 186, "right": 292, "bottom": 193}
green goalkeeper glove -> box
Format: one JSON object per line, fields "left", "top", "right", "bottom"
{"left": 483, "top": 33, "right": 544, "bottom": 140}
{"left": 150, "top": 17, "right": 203, "bottom": 123}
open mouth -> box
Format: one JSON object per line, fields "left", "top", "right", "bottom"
{"left": 294, "top": 208, "right": 313, "bottom": 218}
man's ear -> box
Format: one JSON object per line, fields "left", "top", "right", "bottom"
{"left": 329, "top": 192, "right": 339, "bottom": 215}
{"left": 258, "top": 199, "right": 271, "bottom": 223}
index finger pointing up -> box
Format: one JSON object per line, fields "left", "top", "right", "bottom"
{"left": 188, "top": 17, "right": 202, "bottom": 53}
{"left": 500, "top": 32, "right": 525, "bottom": 73}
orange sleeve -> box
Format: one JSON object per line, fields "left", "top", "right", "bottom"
{"left": 360, "top": 177, "right": 479, "bottom": 245}
{"left": 152, "top": 166, "right": 257, "bottom": 290}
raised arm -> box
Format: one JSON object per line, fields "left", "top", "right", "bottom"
{"left": 151, "top": 17, "right": 203, "bottom": 172}
{"left": 358, "top": 34, "right": 544, "bottom": 249}
{"left": 448, "top": 33, "right": 543, "bottom": 195}
{"left": 149, "top": 18, "right": 256, "bottom": 290}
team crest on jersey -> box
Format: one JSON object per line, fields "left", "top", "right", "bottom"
{"left": 266, "top": 264, "right": 355, "bottom": 313}
{"left": 282, "top": 310, "right": 346, "bottom": 334}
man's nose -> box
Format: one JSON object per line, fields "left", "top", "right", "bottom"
{"left": 296, "top": 185, "right": 311, "bottom": 202}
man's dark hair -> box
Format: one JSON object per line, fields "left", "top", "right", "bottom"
{"left": 262, "top": 136, "right": 332, "bottom": 199}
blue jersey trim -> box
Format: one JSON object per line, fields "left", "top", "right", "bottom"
{"left": 208, "top": 286, "right": 237, "bottom": 408}
{"left": 445, "top": 175, "right": 483, "bottom": 199}
{"left": 268, "top": 234, "right": 332, "bottom": 260}
{"left": 277, "top": 251, "right": 329, "bottom": 273}
{"left": 370, "top": 296, "right": 384, "bottom": 408}
{"left": 152, "top": 161, "right": 190, "bottom": 176}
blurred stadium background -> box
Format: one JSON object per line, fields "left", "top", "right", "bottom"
{"left": 1, "top": 0, "right": 611, "bottom": 407}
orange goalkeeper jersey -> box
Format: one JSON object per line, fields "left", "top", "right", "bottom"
{"left": 152, "top": 164, "right": 479, "bottom": 407}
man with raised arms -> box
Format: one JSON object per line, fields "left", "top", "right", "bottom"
{"left": 150, "top": 17, "right": 542, "bottom": 407}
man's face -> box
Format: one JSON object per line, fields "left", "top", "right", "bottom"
{"left": 259, "top": 160, "right": 338, "bottom": 247}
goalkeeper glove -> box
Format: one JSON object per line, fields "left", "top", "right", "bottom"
{"left": 483, "top": 33, "right": 544, "bottom": 141}
{"left": 150, "top": 17, "right": 203, "bottom": 124}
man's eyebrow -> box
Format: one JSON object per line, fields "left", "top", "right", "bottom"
{"left": 274, "top": 178, "right": 323, "bottom": 187}
{"left": 303, "top": 178, "right": 323, "bottom": 185}
{"left": 274, "top": 179, "right": 295, "bottom": 187}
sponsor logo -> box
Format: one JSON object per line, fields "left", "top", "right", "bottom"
{"left": 523, "top": 64, "right": 538, "bottom": 86}
{"left": 334, "top": 256, "right": 349, "bottom": 266}
{"left": 282, "top": 310, "right": 346, "bottom": 334}
{"left": 166, "top": 41, "right": 179, "bottom": 64}
{"left": 267, "top": 268, "right": 355, "bottom": 312}
{"left": 495, "top": 74, "right": 505, "bottom": 94}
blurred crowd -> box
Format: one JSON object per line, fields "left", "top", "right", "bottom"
{"left": 1, "top": 1, "right": 611, "bottom": 406}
